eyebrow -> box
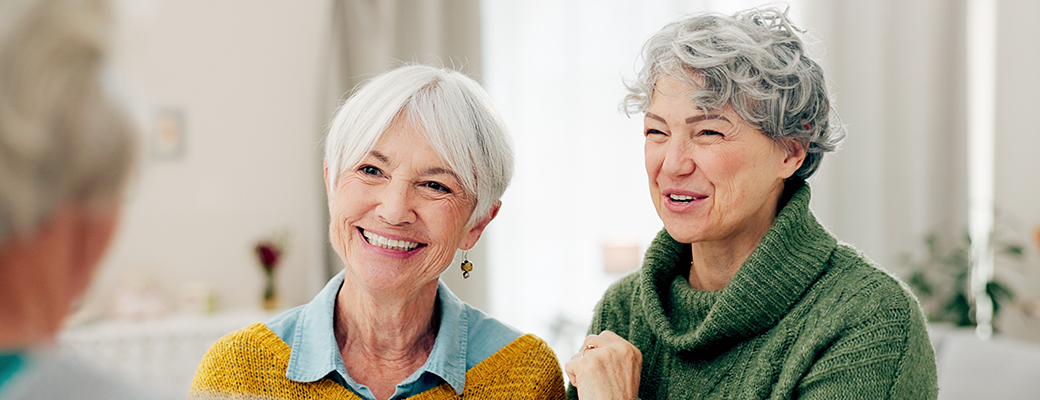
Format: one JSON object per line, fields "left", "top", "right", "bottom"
{"left": 645, "top": 112, "right": 730, "bottom": 125}
{"left": 422, "top": 167, "right": 461, "bottom": 182}
{"left": 370, "top": 151, "right": 390, "bottom": 164}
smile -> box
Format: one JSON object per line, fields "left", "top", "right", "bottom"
{"left": 360, "top": 228, "right": 423, "bottom": 251}
{"left": 668, "top": 194, "right": 704, "bottom": 203}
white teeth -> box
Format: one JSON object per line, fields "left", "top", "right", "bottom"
{"left": 669, "top": 194, "right": 695, "bottom": 201}
{"left": 362, "top": 230, "right": 420, "bottom": 251}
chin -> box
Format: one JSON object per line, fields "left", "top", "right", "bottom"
{"left": 658, "top": 216, "right": 701, "bottom": 244}
{"left": 662, "top": 225, "right": 699, "bottom": 244}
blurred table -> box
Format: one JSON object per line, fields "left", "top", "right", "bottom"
{"left": 931, "top": 325, "right": 1040, "bottom": 400}
{"left": 58, "top": 310, "right": 273, "bottom": 399}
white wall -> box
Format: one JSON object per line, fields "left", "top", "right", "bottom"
{"left": 85, "top": 0, "right": 332, "bottom": 316}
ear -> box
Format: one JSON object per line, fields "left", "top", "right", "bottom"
{"left": 324, "top": 160, "right": 333, "bottom": 205}
{"left": 323, "top": 159, "right": 330, "bottom": 192}
{"left": 459, "top": 200, "right": 501, "bottom": 250}
{"left": 777, "top": 139, "right": 807, "bottom": 180}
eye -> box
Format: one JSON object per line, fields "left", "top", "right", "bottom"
{"left": 698, "top": 129, "right": 724, "bottom": 137}
{"left": 644, "top": 128, "right": 666, "bottom": 137}
{"left": 422, "top": 181, "right": 452, "bottom": 194}
{"left": 358, "top": 165, "right": 383, "bottom": 176}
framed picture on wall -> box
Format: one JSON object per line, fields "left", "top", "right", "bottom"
{"left": 153, "top": 107, "right": 185, "bottom": 160}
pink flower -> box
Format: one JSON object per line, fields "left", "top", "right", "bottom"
{"left": 255, "top": 242, "right": 281, "bottom": 271}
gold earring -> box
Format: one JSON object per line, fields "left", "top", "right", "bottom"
{"left": 460, "top": 251, "right": 473, "bottom": 279}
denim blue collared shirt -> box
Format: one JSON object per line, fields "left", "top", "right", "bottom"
{"left": 265, "top": 271, "right": 522, "bottom": 400}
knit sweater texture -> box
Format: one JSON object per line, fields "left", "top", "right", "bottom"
{"left": 190, "top": 323, "right": 565, "bottom": 399}
{"left": 568, "top": 184, "right": 938, "bottom": 399}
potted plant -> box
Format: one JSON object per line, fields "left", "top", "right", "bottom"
{"left": 902, "top": 226, "right": 1025, "bottom": 329}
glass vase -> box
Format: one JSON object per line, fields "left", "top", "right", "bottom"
{"left": 263, "top": 269, "right": 278, "bottom": 311}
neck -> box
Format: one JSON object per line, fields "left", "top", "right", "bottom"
{"left": 334, "top": 276, "right": 440, "bottom": 400}
{"left": 0, "top": 304, "right": 59, "bottom": 351}
{"left": 0, "top": 214, "right": 85, "bottom": 350}
{"left": 0, "top": 250, "right": 62, "bottom": 350}
{"left": 334, "top": 281, "right": 439, "bottom": 354}
{"left": 688, "top": 236, "right": 763, "bottom": 290}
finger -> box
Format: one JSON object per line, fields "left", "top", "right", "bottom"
{"left": 598, "top": 329, "right": 623, "bottom": 340}
{"left": 591, "top": 331, "right": 644, "bottom": 364}
{"left": 573, "top": 337, "right": 595, "bottom": 356}
{"left": 576, "top": 335, "right": 608, "bottom": 358}
{"left": 581, "top": 333, "right": 611, "bottom": 349}
{"left": 563, "top": 359, "right": 578, "bottom": 382}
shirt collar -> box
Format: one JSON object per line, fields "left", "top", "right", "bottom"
{"left": 284, "top": 271, "right": 344, "bottom": 383}
{"left": 424, "top": 279, "right": 468, "bottom": 394}
{"left": 283, "top": 271, "right": 470, "bottom": 396}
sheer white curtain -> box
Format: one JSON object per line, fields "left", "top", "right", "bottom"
{"left": 804, "top": 0, "right": 1040, "bottom": 342}
{"left": 324, "top": 0, "right": 482, "bottom": 96}
{"left": 802, "top": 0, "right": 969, "bottom": 274}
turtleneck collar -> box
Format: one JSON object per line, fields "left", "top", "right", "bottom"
{"left": 638, "top": 182, "right": 837, "bottom": 354}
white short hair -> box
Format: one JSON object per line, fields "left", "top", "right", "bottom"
{"left": 324, "top": 65, "right": 514, "bottom": 227}
{"left": 0, "top": 0, "right": 136, "bottom": 243}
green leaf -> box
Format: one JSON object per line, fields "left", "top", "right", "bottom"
{"left": 947, "top": 293, "right": 973, "bottom": 327}
{"left": 987, "top": 281, "right": 1014, "bottom": 303}
{"left": 1003, "top": 245, "right": 1024, "bottom": 257}
{"left": 907, "top": 271, "right": 931, "bottom": 295}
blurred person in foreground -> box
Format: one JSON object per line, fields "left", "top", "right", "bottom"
{"left": 564, "top": 8, "right": 938, "bottom": 399}
{"left": 189, "top": 65, "right": 565, "bottom": 400}
{"left": 0, "top": 0, "right": 143, "bottom": 398}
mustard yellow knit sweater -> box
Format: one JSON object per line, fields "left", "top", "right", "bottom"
{"left": 190, "top": 323, "right": 565, "bottom": 400}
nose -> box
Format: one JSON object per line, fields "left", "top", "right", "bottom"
{"left": 375, "top": 180, "right": 416, "bottom": 225}
{"left": 660, "top": 136, "right": 694, "bottom": 177}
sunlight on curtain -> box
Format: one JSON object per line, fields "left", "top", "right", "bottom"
{"left": 966, "top": 0, "right": 997, "bottom": 340}
{"left": 481, "top": 0, "right": 803, "bottom": 360}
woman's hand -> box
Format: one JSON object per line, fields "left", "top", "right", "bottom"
{"left": 564, "top": 330, "right": 642, "bottom": 400}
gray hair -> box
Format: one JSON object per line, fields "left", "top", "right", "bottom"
{"left": 324, "top": 65, "right": 514, "bottom": 227}
{"left": 0, "top": 0, "right": 136, "bottom": 243}
{"left": 624, "top": 7, "right": 845, "bottom": 180}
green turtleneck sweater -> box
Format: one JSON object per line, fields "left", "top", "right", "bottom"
{"left": 569, "top": 184, "right": 938, "bottom": 399}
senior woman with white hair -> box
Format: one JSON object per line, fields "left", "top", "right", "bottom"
{"left": 0, "top": 0, "right": 145, "bottom": 399}
{"left": 190, "top": 65, "right": 565, "bottom": 400}
{"left": 564, "top": 8, "right": 938, "bottom": 400}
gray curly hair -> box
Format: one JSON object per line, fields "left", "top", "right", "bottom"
{"left": 624, "top": 7, "right": 844, "bottom": 180}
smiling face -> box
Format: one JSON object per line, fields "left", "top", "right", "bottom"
{"left": 325, "top": 115, "right": 494, "bottom": 297}
{"left": 644, "top": 74, "right": 805, "bottom": 247}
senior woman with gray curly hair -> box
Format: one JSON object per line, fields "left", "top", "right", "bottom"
{"left": 564, "top": 8, "right": 938, "bottom": 400}
{"left": 191, "top": 65, "right": 565, "bottom": 400}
